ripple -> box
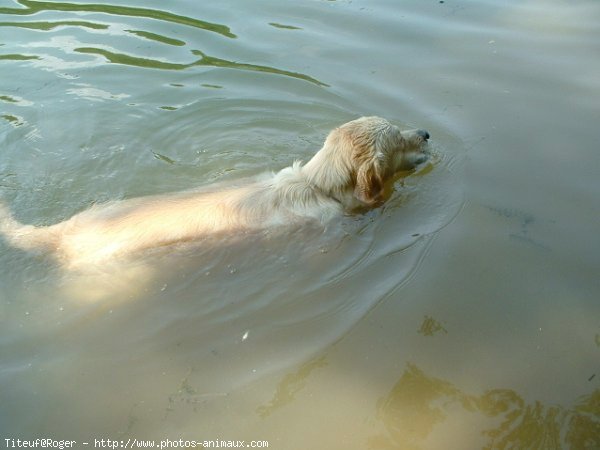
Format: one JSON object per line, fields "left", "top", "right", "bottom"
{"left": 0, "top": 1, "right": 328, "bottom": 88}
{"left": 0, "top": 0, "right": 236, "bottom": 38}
{"left": 0, "top": 53, "right": 40, "bottom": 61}
{"left": 0, "top": 94, "right": 33, "bottom": 106}
{"left": 0, "top": 0, "right": 463, "bottom": 398}
{"left": 125, "top": 29, "right": 186, "bottom": 47}
{"left": 268, "top": 22, "right": 302, "bottom": 30}
{"left": 0, "top": 20, "right": 109, "bottom": 31}
{"left": 66, "top": 84, "right": 130, "bottom": 102}
{"left": 190, "top": 50, "right": 328, "bottom": 87}
{"left": 74, "top": 46, "right": 189, "bottom": 70}
{"left": 1, "top": 114, "right": 26, "bottom": 127}
{"left": 70, "top": 47, "right": 327, "bottom": 86}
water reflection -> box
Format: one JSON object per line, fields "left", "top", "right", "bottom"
{"left": 72, "top": 47, "right": 327, "bottom": 86}
{"left": 417, "top": 316, "right": 447, "bottom": 337}
{"left": 0, "top": 1, "right": 327, "bottom": 86}
{"left": 0, "top": 0, "right": 235, "bottom": 37}
{"left": 1, "top": 114, "right": 25, "bottom": 127}
{"left": 165, "top": 367, "right": 229, "bottom": 416}
{"left": 66, "top": 84, "right": 130, "bottom": 102}
{"left": 268, "top": 23, "right": 302, "bottom": 31}
{"left": 0, "top": 20, "right": 108, "bottom": 31}
{"left": 0, "top": 53, "right": 39, "bottom": 61}
{"left": 257, "top": 356, "right": 327, "bottom": 418}
{"left": 125, "top": 29, "right": 185, "bottom": 47}
{"left": 0, "top": 94, "right": 33, "bottom": 106}
{"left": 370, "top": 364, "right": 600, "bottom": 449}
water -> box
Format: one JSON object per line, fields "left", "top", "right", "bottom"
{"left": 1, "top": 0, "right": 598, "bottom": 448}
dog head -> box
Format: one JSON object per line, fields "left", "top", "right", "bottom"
{"left": 304, "top": 116, "right": 430, "bottom": 208}
{"left": 345, "top": 117, "right": 430, "bottom": 206}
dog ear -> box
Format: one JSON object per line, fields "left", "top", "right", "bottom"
{"left": 354, "top": 157, "right": 384, "bottom": 206}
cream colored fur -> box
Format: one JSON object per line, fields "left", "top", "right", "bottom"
{"left": 1, "top": 116, "right": 429, "bottom": 269}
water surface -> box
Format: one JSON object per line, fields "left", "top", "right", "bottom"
{"left": 1, "top": 0, "right": 598, "bottom": 448}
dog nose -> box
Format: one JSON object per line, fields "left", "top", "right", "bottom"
{"left": 416, "top": 129, "right": 430, "bottom": 141}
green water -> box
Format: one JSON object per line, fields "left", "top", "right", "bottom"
{"left": 1, "top": 0, "right": 598, "bottom": 448}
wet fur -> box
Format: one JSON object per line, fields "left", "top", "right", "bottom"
{"left": 1, "top": 116, "right": 429, "bottom": 269}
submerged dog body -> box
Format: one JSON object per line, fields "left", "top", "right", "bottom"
{"left": 1, "top": 116, "right": 429, "bottom": 268}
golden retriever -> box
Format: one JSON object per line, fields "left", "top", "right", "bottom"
{"left": 1, "top": 116, "right": 429, "bottom": 269}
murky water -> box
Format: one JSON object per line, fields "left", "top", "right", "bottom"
{"left": 1, "top": 0, "right": 598, "bottom": 448}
